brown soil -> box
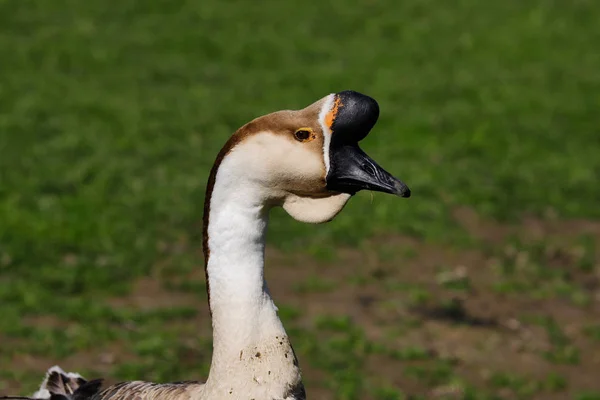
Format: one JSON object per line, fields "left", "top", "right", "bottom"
{"left": 4, "top": 210, "right": 600, "bottom": 399}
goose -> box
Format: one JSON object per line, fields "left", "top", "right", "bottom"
{"left": 2, "top": 90, "right": 410, "bottom": 400}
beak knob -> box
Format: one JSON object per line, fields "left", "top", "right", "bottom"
{"left": 330, "top": 91, "right": 380, "bottom": 144}
{"left": 325, "top": 90, "right": 410, "bottom": 198}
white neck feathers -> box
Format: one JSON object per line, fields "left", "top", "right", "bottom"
{"left": 202, "top": 150, "right": 304, "bottom": 399}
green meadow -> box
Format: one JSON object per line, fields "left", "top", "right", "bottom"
{"left": 1, "top": 0, "right": 599, "bottom": 398}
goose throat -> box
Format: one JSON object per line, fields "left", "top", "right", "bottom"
{"left": 201, "top": 145, "right": 305, "bottom": 399}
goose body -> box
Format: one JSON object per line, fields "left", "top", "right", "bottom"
{"left": 2, "top": 91, "right": 410, "bottom": 400}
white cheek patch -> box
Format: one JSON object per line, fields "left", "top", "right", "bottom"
{"left": 318, "top": 94, "right": 336, "bottom": 174}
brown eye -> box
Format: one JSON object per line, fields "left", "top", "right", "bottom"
{"left": 294, "top": 128, "right": 313, "bottom": 142}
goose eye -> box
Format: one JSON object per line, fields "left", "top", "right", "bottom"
{"left": 294, "top": 128, "right": 313, "bottom": 142}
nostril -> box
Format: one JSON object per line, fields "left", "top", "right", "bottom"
{"left": 362, "top": 162, "right": 376, "bottom": 175}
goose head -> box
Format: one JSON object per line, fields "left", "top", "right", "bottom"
{"left": 211, "top": 90, "right": 410, "bottom": 223}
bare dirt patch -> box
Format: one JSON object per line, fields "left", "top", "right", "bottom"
{"left": 267, "top": 211, "right": 600, "bottom": 398}
{"left": 4, "top": 212, "right": 600, "bottom": 399}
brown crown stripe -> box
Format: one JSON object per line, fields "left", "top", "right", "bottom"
{"left": 202, "top": 116, "right": 286, "bottom": 312}
{"left": 202, "top": 99, "right": 327, "bottom": 312}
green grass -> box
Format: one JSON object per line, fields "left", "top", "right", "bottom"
{"left": 294, "top": 275, "right": 337, "bottom": 294}
{"left": 1, "top": 0, "right": 600, "bottom": 398}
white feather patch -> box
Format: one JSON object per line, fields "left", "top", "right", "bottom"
{"left": 318, "top": 93, "right": 336, "bottom": 174}
{"left": 31, "top": 365, "right": 84, "bottom": 399}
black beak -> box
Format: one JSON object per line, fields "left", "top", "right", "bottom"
{"left": 325, "top": 91, "right": 411, "bottom": 198}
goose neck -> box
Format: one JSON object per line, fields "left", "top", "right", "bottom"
{"left": 202, "top": 174, "right": 303, "bottom": 398}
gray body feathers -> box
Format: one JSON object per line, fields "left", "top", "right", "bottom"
{"left": 92, "top": 381, "right": 204, "bottom": 400}
{"left": 0, "top": 368, "right": 204, "bottom": 400}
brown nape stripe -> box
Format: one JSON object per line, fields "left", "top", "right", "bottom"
{"left": 202, "top": 120, "right": 263, "bottom": 313}
{"left": 202, "top": 102, "right": 326, "bottom": 313}
{"left": 202, "top": 139, "right": 237, "bottom": 314}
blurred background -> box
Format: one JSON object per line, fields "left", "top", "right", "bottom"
{"left": 1, "top": 0, "right": 599, "bottom": 398}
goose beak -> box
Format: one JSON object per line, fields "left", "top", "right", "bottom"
{"left": 326, "top": 144, "right": 411, "bottom": 197}
{"left": 324, "top": 91, "right": 411, "bottom": 198}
